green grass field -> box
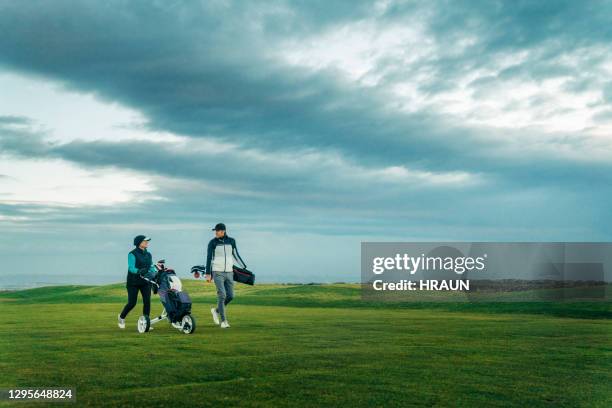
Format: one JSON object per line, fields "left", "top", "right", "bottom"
{"left": 1, "top": 282, "right": 611, "bottom": 407}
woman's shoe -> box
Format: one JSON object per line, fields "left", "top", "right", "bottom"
{"left": 117, "top": 314, "right": 125, "bottom": 329}
{"left": 220, "top": 320, "right": 230, "bottom": 329}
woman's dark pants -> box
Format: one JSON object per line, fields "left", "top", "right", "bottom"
{"left": 120, "top": 284, "right": 151, "bottom": 318}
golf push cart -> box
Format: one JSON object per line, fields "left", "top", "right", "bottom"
{"left": 137, "top": 259, "right": 196, "bottom": 334}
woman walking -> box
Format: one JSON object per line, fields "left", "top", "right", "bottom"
{"left": 117, "top": 235, "right": 156, "bottom": 329}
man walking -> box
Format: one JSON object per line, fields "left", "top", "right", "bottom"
{"left": 205, "top": 223, "right": 246, "bottom": 328}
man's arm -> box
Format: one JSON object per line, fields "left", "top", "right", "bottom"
{"left": 232, "top": 238, "right": 247, "bottom": 269}
{"left": 205, "top": 240, "right": 214, "bottom": 279}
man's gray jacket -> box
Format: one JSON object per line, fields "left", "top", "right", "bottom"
{"left": 206, "top": 236, "right": 246, "bottom": 275}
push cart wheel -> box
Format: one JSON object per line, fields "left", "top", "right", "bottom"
{"left": 181, "top": 314, "right": 196, "bottom": 334}
{"left": 137, "top": 315, "right": 150, "bottom": 333}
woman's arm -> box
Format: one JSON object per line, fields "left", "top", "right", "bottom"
{"left": 128, "top": 253, "right": 156, "bottom": 275}
{"left": 127, "top": 253, "right": 139, "bottom": 274}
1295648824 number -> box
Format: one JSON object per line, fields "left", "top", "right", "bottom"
{"left": 2, "top": 388, "right": 75, "bottom": 401}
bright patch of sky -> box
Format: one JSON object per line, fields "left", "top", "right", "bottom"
{"left": 0, "top": 71, "right": 180, "bottom": 143}
{"left": 0, "top": 71, "right": 165, "bottom": 207}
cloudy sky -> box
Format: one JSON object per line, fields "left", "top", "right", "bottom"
{"left": 1, "top": 0, "right": 611, "bottom": 287}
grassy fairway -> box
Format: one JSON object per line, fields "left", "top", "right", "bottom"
{"left": 1, "top": 283, "right": 611, "bottom": 407}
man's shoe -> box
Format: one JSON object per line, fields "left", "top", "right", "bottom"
{"left": 220, "top": 320, "right": 230, "bottom": 329}
{"left": 117, "top": 314, "right": 125, "bottom": 329}
{"left": 211, "top": 307, "right": 220, "bottom": 325}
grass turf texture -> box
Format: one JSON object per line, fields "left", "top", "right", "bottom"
{"left": 0, "top": 283, "right": 610, "bottom": 407}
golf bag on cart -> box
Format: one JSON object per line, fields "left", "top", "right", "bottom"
{"left": 137, "top": 260, "right": 196, "bottom": 334}
{"left": 157, "top": 269, "right": 192, "bottom": 322}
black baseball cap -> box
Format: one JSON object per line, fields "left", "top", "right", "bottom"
{"left": 212, "top": 223, "right": 226, "bottom": 231}
{"left": 133, "top": 235, "right": 151, "bottom": 247}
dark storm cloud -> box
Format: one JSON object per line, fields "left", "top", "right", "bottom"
{"left": 0, "top": 1, "right": 396, "bottom": 156}
{"left": 405, "top": 0, "right": 612, "bottom": 52}
{"left": 0, "top": 0, "right": 608, "bottom": 169}
{"left": 0, "top": 120, "right": 481, "bottom": 204}
{"left": 0, "top": 120, "right": 609, "bottom": 243}
{"left": 0, "top": 0, "right": 611, "bottom": 239}
{"left": 0, "top": 0, "right": 551, "bottom": 170}
{"left": 0, "top": 115, "right": 31, "bottom": 125}
{"left": 375, "top": 1, "right": 612, "bottom": 114}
